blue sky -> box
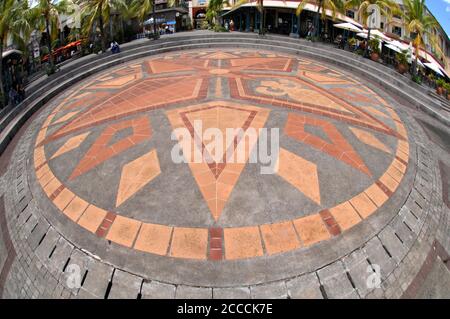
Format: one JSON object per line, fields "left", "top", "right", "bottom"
{"left": 427, "top": 0, "right": 450, "bottom": 38}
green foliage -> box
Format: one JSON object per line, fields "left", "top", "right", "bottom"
{"left": 345, "top": 0, "right": 400, "bottom": 26}
{"left": 412, "top": 74, "right": 422, "bottom": 84}
{"left": 213, "top": 25, "right": 228, "bottom": 32}
{"left": 46, "top": 64, "right": 58, "bottom": 75}
{"left": 443, "top": 82, "right": 450, "bottom": 92}
{"left": 79, "top": 0, "right": 128, "bottom": 51}
{"left": 348, "top": 37, "right": 357, "bottom": 46}
{"left": 436, "top": 78, "right": 446, "bottom": 88}
{"left": 395, "top": 49, "right": 408, "bottom": 65}
{"left": 200, "top": 20, "right": 210, "bottom": 30}
{"left": 368, "top": 37, "right": 380, "bottom": 55}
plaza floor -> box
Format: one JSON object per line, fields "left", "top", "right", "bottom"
{"left": 0, "top": 48, "right": 449, "bottom": 298}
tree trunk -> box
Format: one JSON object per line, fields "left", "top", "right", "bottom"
{"left": 259, "top": 2, "right": 265, "bottom": 36}
{"left": 46, "top": 17, "right": 54, "bottom": 69}
{"left": 314, "top": 1, "right": 321, "bottom": 39}
{"left": 413, "top": 39, "right": 420, "bottom": 77}
{"left": 0, "top": 40, "right": 5, "bottom": 108}
{"left": 99, "top": 14, "right": 107, "bottom": 52}
{"left": 152, "top": 0, "right": 159, "bottom": 39}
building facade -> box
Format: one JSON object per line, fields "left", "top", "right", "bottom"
{"left": 345, "top": 0, "right": 449, "bottom": 68}
{"left": 220, "top": 0, "right": 449, "bottom": 69}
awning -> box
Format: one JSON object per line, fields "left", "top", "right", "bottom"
{"left": 357, "top": 29, "right": 391, "bottom": 42}
{"left": 2, "top": 49, "right": 22, "bottom": 59}
{"left": 333, "top": 22, "right": 363, "bottom": 33}
{"left": 385, "top": 43, "right": 402, "bottom": 53}
{"left": 222, "top": 1, "right": 363, "bottom": 28}
{"left": 424, "top": 62, "right": 444, "bottom": 77}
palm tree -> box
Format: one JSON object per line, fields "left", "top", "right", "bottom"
{"left": 402, "top": 0, "right": 445, "bottom": 75}
{"left": 296, "top": 0, "right": 345, "bottom": 39}
{"left": 0, "top": 0, "right": 32, "bottom": 107}
{"left": 207, "top": 0, "right": 230, "bottom": 26}
{"left": 345, "top": 0, "right": 399, "bottom": 27}
{"left": 31, "top": 0, "right": 73, "bottom": 72}
{"left": 130, "top": 0, "right": 153, "bottom": 33}
{"left": 79, "top": 0, "right": 128, "bottom": 53}
{"left": 345, "top": 0, "right": 399, "bottom": 56}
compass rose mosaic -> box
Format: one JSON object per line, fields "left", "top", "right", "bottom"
{"left": 32, "top": 49, "right": 410, "bottom": 261}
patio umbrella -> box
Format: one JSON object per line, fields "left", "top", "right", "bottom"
{"left": 357, "top": 29, "right": 391, "bottom": 42}
{"left": 385, "top": 43, "right": 402, "bottom": 53}
{"left": 388, "top": 40, "right": 409, "bottom": 51}
{"left": 333, "top": 23, "right": 363, "bottom": 33}
{"left": 424, "top": 62, "right": 444, "bottom": 77}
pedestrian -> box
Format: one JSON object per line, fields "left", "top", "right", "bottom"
{"left": 9, "top": 87, "right": 18, "bottom": 106}
{"left": 17, "top": 84, "right": 25, "bottom": 103}
{"left": 110, "top": 40, "right": 120, "bottom": 54}
{"left": 230, "top": 20, "right": 234, "bottom": 32}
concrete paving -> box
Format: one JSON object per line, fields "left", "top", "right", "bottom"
{"left": 0, "top": 46, "right": 448, "bottom": 299}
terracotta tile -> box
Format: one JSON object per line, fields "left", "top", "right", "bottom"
{"left": 277, "top": 148, "right": 321, "bottom": 204}
{"left": 95, "top": 212, "right": 116, "bottom": 238}
{"left": 170, "top": 227, "right": 208, "bottom": 259}
{"left": 134, "top": 223, "right": 172, "bottom": 255}
{"left": 106, "top": 215, "right": 141, "bottom": 248}
{"left": 349, "top": 192, "right": 377, "bottom": 218}
{"left": 293, "top": 215, "right": 330, "bottom": 246}
{"left": 43, "top": 177, "right": 61, "bottom": 197}
{"left": 36, "top": 164, "right": 50, "bottom": 179}
{"left": 379, "top": 171, "right": 399, "bottom": 193}
{"left": 63, "top": 196, "right": 89, "bottom": 222}
{"left": 78, "top": 205, "right": 108, "bottom": 233}
{"left": 319, "top": 209, "right": 341, "bottom": 236}
{"left": 260, "top": 221, "right": 300, "bottom": 255}
{"left": 398, "top": 140, "right": 409, "bottom": 154}
{"left": 364, "top": 183, "right": 389, "bottom": 208}
{"left": 209, "top": 249, "right": 223, "bottom": 261}
{"left": 386, "top": 165, "right": 403, "bottom": 183}
{"left": 53, "top": 188, "right": 75, "bottom": 211}
{"left": 396, "top": 147, "right": 409, "bottom": 163}
{"left": 392, "top": 158, "right": 406, "bottom": 174}
{"left": 39, "top": 170, "right": 54, "bottom": 187}
{"left": 329, "top": 201, "right": 361, "bottom": 231}
{"left": 209, "top": 227, "right": 223, "bottom": 238}
{"left": 224, "top": 226, "right": 264, "bottom": 260}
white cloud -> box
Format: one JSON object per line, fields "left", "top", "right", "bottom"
{"left": 444, "top": 0, "right": 450, "bottom": 12}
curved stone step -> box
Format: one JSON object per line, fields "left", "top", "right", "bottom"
{"left": 1, "top": 34, "right": 448, "bottom": 157}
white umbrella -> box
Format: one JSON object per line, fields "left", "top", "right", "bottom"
{"left": 357, "top": 29, "right": 391, "bottom": 42}
{"left": 385, "top": 44, "right": 402, "bottom": 53}
{"left": 333, "top": 22, "right": 363, "bottom": 33}
{"left": 424, "top": 62, "right": 444, "bottom": 76}
{"left": 389, "top": 40, "right": 409, "bottom": 51}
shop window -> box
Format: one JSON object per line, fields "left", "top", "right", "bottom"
{"left": 393, "top": 26, "right": 402, "bottom": 37}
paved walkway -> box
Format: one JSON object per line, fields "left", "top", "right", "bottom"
{"left": 0, "top": 48, "right": 448, "bottom": 298}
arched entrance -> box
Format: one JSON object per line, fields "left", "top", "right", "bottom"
{"left": 194, "top": 10, "right": 206, "bottom": 29}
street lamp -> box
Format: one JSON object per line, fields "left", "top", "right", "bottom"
{"left": 364, "top": 9, "right": 375, "bottom": 58}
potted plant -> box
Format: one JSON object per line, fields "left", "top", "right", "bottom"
{"left": 444, "top": 82, "right": 450, "bottom": 100}
{"left": 368, "top": 37, "right": 381, "bottom": 61}
{"left": 436, "top": 79, "right": 445, "bottom": 95}
{"left": 395, "top": 50, "right": 409, "bottom": 74}
{"left": 348, "top": 37, "right": 357, "bottom": 51}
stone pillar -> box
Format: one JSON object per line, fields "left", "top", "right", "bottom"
{"left": 246, "top": 11, "right": 250, "bottom": 32}
{"left": 289, "top": 13, "right": 297, "bottom": 38}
